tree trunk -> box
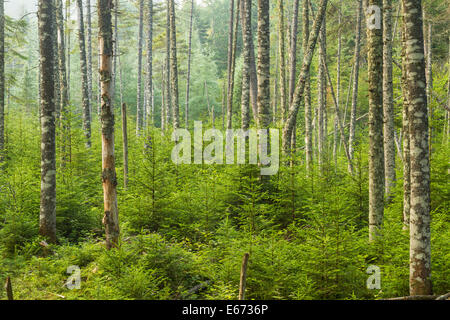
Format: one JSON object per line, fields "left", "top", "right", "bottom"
{"left": 98, "top": 0, "right": 120, "bottom": 250}
{"left": 239, "top": 0, "right": 258, "bottom": 123}
{"left": 257, "top": 0, "right": 270, "bottom": 128}
{"left": 367, "top": 0, "right": 384, "bottom": 242}
{"left": 0, "top": 0, "right": 4, "bottom": 161}
{"left": 66, "top": 0, "right": 71, "bottom": 102}
{"left": 56, "top": 0, "right": 70, "bottom": 167}
{"left": 317, "top": 17, "right": 326, "bottom": 168}
{"left": 333, "top": 0, "right": 342, "bottom": 168}
{"left": 241, "top": 0, "right": 251, "bottom": 131}
{"left": 288, "top": 0, "right": 299, "bottom": 106}
{"left": 145, "top": 0, "right": 153, "bottom": 129}
{"left": 165, "top": 3, "right": 171, "bottom": 129}
{"left": 383, "top": 0, "right": 396, "bottom": 201}
{"left": 282, "top": 0, "right": 328, "bottom": 154}
{"left": 239, "top": 253, "right": 249, "bottom": 300}
{"left": 277, "top": 0, "right": 287, "bottom": 125}
{"left": 185, "top": 0, "right": 193, "bottom": 128}
{"left": 87, "top": 0, "right": 93, "bottom": 119}
{"left": 349, "top": 0, "right": 363, "bottom": 167}
{"left": 136, "top": 0, "right": 144, "bottom": 134}
{"left": 169, "top": 0, "right": 179, "bottom": 129}
{"left": 122, "top": 103, "right": 128, "bottom": 188}
{"left": 303, "top": 0, "right": 312, "bottom": 172}
{"left": 226, "top": 0, "right": 235, "bottom": 129}
{"left": 402, "top": 0, "right": 432, "bottom": 296}
{"left": 76, "top": 0, "right": 92, "bottom": 148}
{"left": 52, "top": 0, "right": 61, "bottom": 122}
{"left": 38, "top": 0, "right": 57, "bottom": 244}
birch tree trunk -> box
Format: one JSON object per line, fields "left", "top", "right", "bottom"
{"left": 165, "top": 2, "right": 171, "bottom": 129}
{"left": 333, "top": 0, "right": 342, "bottom": 167}
{"left": 98, "top": 0, "right": 119, "bottom": 250}
{"left": 185, "top": 0, "right": 193, "bottom": 128}
{"left": 349, "top": 0, "right": 363, "bottom": 166}
{"left": 145, "top": 0, "right": 153, "bottom": 129}
{"left": 366, "top": 0, "right": 385, "bottom": 242}
{"left": 257, "top": 0, "right": 270, "bottom": 128}
{"left": 76, "top": 0, "right": 92, "bottom": 148}
{"left": 241, "top": 0, "right": 251, "bottom": 131}
{"left": 38, "top": 0, "right": 57, "bottom": 243}
{"left": 383, "top": 0, "right": 396, "bottom": 201}
{"left": 87, "top": 0, "right": 93, "bottom": 118}
{"left": 136, "top": 0, "right": 144, "bottom": 134}
{"left": 282, "top": 0, "right": 328, "bottom": 154}
{"left": 0, "top": 0, "right": 4, "bottom": 161}
{"left": 169, "top": 0, "right": 180, "bottom": 129}
{"left": 303, "top": 0, "right": 312, "bottom": 172}
{"left": 318, "top": 18, "right": 327, "bottom": 168}
{"left": 52, "top": 0, "right": 61, "bottom": 122}
{"left": 288, "top": 0, "right": 299, "bottom": 106}
{"left": 402, "top": 0, "right": 432, "bottom": 296}
{"left": 226, "top": 0, "right": 235, "bottom": 129}
{"left": 278, "top": 0, "right": 287, "bottom": 125}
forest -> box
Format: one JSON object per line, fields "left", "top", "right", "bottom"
{"left": 0, "top": 0, "right": 448, "bottom": 301}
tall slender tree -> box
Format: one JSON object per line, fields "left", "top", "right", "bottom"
{"left": 0, "top": 0, "right": 4, "bottom": 162}
{"left": 317, "top": 17, "right": 327, "bottom": 167}
{"left": 98, "top": 0, "right": 119, "bottom": 250}
{"left": 38, "top": 0, "right": 57, "bottom": 243}
{"left": 303, "top": 0, "right": 312, "bottom": 172}
{"left": 383, "top": 0, "right": 396, "bottom": 201}
{"left": 76, "top": 0, "right": 92, "bottom": 148}
{"left": 288, "top": 0, "right": 299, "bottom": 106}
{"left": 277, "top": 0, "right": 287, "bottom": 125}
{"left": 367, "top": 0, "right": 384, "bottom": 242}
{"left": 136, "top": 0, "right": 144, "bottom": 134}
{"left": 402, "top": 0, "right": 432, "bottom": 296}
{"left": 226, "top": 0, "right": 235, "bottom": 129}
{"left": 241, "top": 0, "right": 252, "bottom": 130}
{"left": 257, "top": 0, "right": 270, "bottom": 128}
{"left": 185, "top": 0, "right": 193, "bottom": 128}
{"left": 169, "top": 0, "right": 179, "bottom": 129}
{"left": 145, "top": 0, "right": 153, "bottom": 128}
{"left": 87, "top": 0, "right": 93, "bottom": 118}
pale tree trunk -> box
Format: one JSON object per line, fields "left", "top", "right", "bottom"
{"left": 401, "top": 11, "right": 410, "bottom": 229}
{"left": 169, "top": 0, "right": 179, "bottom": 129}
{"left": 112, "top": 0, "right": 118, "bottom": 110}
{"left": 349, "top": 0, "right": 362, "bottom": 166}
{"left": 185, "top": 0, "right": 193, "bottom": 128}
{"left": 303, "top": 0, "right": 312, "bottom": 172}
{"left": 402, "top": 0, "right": 432, "bottom": 296}
{"left": 239, "top": 0, "right": 258, "bottom": 123}
{"left": 161, "top": 65, "right": 166, "bottom": 131}
{"left": 273, "top": 49, "right": 279, "bottom": 124}
{"left": 165, "top": 3, "right": 171, "bottom": 129}
{"left": 122, "top": 103, "right": 128, "bottom": 188}
{"left": 241, "top": 0, "right": 251, "bottom": 131}
{"left": 257, "top": 0, "right": 270, "bottom": 128}
{"left": 288, "top": 0, "right": 299, "bottom": 107}
{"left": 76, "top": 0, "right": 92, "bottom": 148}
{"left": 39, "top": 0, "right": 57, "bottom": 243}
{"left": 282, "top": 0, "right": 328, "bottom": 154}
{"left": 227, "top": 0, "right": 240, "bottom": 129}
{"left": 277, "top": 0, "right": 287, "bottom": 125}
{"left": 333, "top": 0, "right": 342, "bottom": 168}
{"left": 383, "top": 0, "right": 396, "bottom": 201}
{"left": 56, "top": 0, "right": 70, "bottom": 167}
{"left": 0, "top": 0, "right": 4, "bottom": 161}
{"left": 145, "top": 0, "right": 153, "bottom": 129}
{"left": 226, "top": 0, "right": 235, "bottom": 129}
{"left": 98, "top": 0, "right": 119, "bottom": 250}
{"left": 87, "top": 0, "right": 93, "bottom": 119}
{"left": 136, "top": 0, "right": 144, "bottom": 134}
{"left": 367, "top": 0, "right": 384, "bottom": 242}
{"left": 52, "top": 0, "right": 61, "bottom": 122}
{"left": 317, "top": 18, "right": 326, "bottom": 168}
{"left": 66, "top": 0, "right": 71, "bottom": 101}
{"left": 425, "top": 23, "right": 432, "bottom": 156}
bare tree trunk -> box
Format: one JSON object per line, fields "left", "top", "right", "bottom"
{"left": 282, "top": 0, "right": 328, "bottom": 154}
{"left": 367, "top": 0, "right": 385, "bottom": 242}
{"left": 425, "top": 23, "right": 432, "bottom": 156}
{"left": 238, "top": 253, "right": 249, "bottom": 300}
{"left": 76, "top": 0, "right": 92, "bottom": 148}
{"left": 278, "top": 0, "right": 287, "bottom": 125}
{"left": 257, "top": 0, "right": 270, "bottom": 128}
{"left": 169, "top": 0, "right": 179, "bottom": 129}
{"left": 239, "top": 0, "right": 258, "bottom": 123}
{"left": 349, "top": 0, "right": 362, "bottom": 167}
{"left": 317, "top": 17, "right": 326, "bottom": 168}
{"left": 303, "top": 0, "right": 312, "bottom": 172}
{"left": 39, "top": 0, "right": 57, "bottom": 244}
{"left": 185, "top": 0, "right": 193, "bottom": 128}
{"left": 288, "top": 0, "right": 299, "bottom": 106}
{"left": 241, "top": 0, "right": 251, "bottom": 131}
{"left": 165, "top": 4, "right": 171, "bottom": 129}
{"left": 226, "top": 0, "right": 235, "bottom": 129}
{"left": 66, "top": 0, "right": 71, "bottom": 102}
{"left": 383, "top": 0, "right": 396, "bottom": 201}
{"left": 136, "top": 0, "right": 144, "bottom": 134}
{"left": 122, "top": 103, "right": 128, "bottom": 188}
{"left": 98, "top": 0, "right": 119, "bottom": 250}
{"left": 0, "top": 0, "right": 4, "bottom": 161}
{"left": 87, "top": 0, "right": 93, "bottom": 119}
{"left": 52, "top": 0, "right": 61, "bottom": 122}
{"left": 402, "top": 0, "right": 432, "bottom": 296}
{"left": 333, "top": 0, "right": 342, "bottom": 168}
{"left": 56, "top": 0, "right": 70, "bottom": 167}
{"left": 145, "top": 0, "right": 153, "bottom": 128}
